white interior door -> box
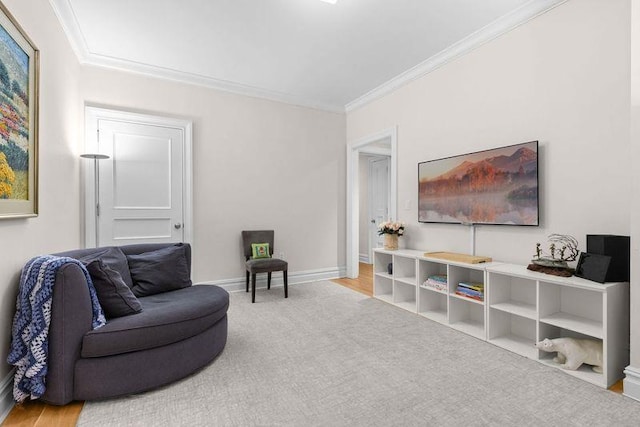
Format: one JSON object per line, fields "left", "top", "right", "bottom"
{"left": 369, "top": 157, "right": 390, "bottom": 258}
{"left": 96, "top": 119, "right": 185, "bottom": 246}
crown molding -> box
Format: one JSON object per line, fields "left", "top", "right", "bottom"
{"left": 79, "top": 53, "right": 345, "bottom": 113}
{"left": 50, "top": 0, "right": 567, "bottom": 115}
{"left": 49, "top": 0, "right": 90, "bottom": 62}
{"left": 344, "top": 0, "right": 568, "bottom": 113}
{"left": 48, "top": 1, "right": 344, "bottom": 114}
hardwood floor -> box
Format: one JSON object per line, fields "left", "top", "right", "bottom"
{"left": 609, "top": 380, "right": 624, "bottom": 394}
{"left": 2, "top": 264, "right": 623, "bottom": 426}
{"left": 331, "top": 262, "right": 373, "bottom": 296}
{"left": 2, "top": 400, "right": 83, "bottom": 427}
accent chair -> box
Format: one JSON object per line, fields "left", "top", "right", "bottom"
{"left": 241, "top": 230, "right": 288, "bottom": 303}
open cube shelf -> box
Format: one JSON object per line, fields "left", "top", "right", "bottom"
{"left": 394, "top": 280, "right": 417, "bottom": 312}
{"left": 418, "top": 260, "right": 447, "bottom": 288}
{"left": 418, "top": 287, "right": 447, "bottom": 324}
{"left": 373, "top": 251, "right": 393, "bottom": 275}
{"left": 488, "top": 309, "right": 537, "bottom": 359}
{"left": 539, "top": 281, "right": 603, "bottom": 338}
{"left": 449, "top": 296, "right": 485, "bottom": 339}
{"left": 449, "top": 265, "right": 484, "bottom": 291}
{"left": 393, "top": 255, "right": 417, "bottom": 285}
{"left": 536, "top": 323, "right": 606, "bottom": 387}
{"left": 488, "top": 273, "right": 536, "bottom": 319}
{"left": 374, "top": 275, "right": 393, "bottom": 303}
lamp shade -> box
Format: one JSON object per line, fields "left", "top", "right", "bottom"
{"left": 80, "top": 153, "right": 110, "bottom": 160}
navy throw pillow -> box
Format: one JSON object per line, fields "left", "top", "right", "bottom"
{"left": 126, "top": 243, "right": 192, "bottom": 297}
{"left": 78, "top": 247, "right": 135, "bottom": 289}
{"left": 86, "top": 259, "right": 142, "bottom": 318}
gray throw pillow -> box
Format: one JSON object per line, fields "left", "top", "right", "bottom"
{"left": 86, "top": 259, "right": 142, "bottom": 318}
{"left": 126, "top": 244, "right": 192, "bottom": 297}
{"left": 78, "top": 247, "right": 135, "bottom": 288}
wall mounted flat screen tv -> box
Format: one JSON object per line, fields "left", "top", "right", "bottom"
{"left": 418, "top": 141, "right": 539, "bottom": 226}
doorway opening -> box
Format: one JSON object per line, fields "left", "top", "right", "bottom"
{"left": 346, "top": 127, "right": 397, "bottom": 279}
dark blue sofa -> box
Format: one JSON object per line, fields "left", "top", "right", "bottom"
{"left": 41, "top": 243, "right": 229, "bottom": 405}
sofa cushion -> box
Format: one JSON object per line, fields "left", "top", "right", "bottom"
{"left": 81, "top": 285, "right": 229, "bottom": 358}
{"left": 86, "top": 259, "right": 142, "bottom": 319}
{"left": 77, "top": 247, "right": 134, "bottom": 289}
{"left": 127, "top": 243, "right": 192, "bottom": 297}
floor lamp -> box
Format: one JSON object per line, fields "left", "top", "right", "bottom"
{"left": 81, "top": 153, "right": 110, "bottom": 247}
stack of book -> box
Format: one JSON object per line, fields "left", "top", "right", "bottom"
{"left": 422, "top": 274, "right": 447, "bottom": 291}
{"left": 455, "top": 281, "right": 484, "bottom": 301}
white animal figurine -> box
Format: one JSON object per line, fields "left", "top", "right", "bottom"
{"left": 535, "top": 337, "right": 603, "bottom": 373}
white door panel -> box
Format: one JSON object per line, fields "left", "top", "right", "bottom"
{"left": 112, "top": 133, "right": 173, "bottom": 209}
{"left": 112, "top": 217, "right": 173, "bottom": 240}
{"left": 369, "top": 157, "right": 390, "bottom": 258}
{"left": 97, "top": 119, "right": 184, "bottom": 246}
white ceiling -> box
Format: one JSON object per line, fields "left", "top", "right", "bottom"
{"left": 50, "top": 0, "right": 565, "bottom": 112}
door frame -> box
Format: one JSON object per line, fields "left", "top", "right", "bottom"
{"left": 83, "top": 106, "right": 193, "bottom": 247}
{"left": 346, "top": 126, "right": 397, "bottom": 278}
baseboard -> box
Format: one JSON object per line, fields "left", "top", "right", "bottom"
{"left": 0, "top": 369, "right": 15, "bottom": 423}
{"left": 359, "top": 253, "right": 370, "bottom": 264}
{"left": 623, "top": 365, "right": 640, "bottom": 401}
{"left": 198, "top": 266, "right": 347, "bottom": 293}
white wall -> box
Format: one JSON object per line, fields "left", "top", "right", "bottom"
{"left": 79, "top": 67, "right": 346, "bottom": 284}
{"left": 347, "top": 0, "right": 631, "bottom": 265}
{"left": 0, "top": 0, "right": 83, "bottom": 379}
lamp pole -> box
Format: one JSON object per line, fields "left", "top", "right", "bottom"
{"left": 81, "top": 153, "right": 110, "bottom": 247}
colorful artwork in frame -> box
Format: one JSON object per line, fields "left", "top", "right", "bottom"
{"left": 0, "top": 2, "right": 38, "bottom": 218}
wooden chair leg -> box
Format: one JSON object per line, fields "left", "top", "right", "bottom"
{"left": 267, "top": 272, "right": 272, "bottom": 290}
{"left": 251, "top": 273, "right": 257, "bottom": 303}
{"left": 284, "top": 270, "right": 288, "bottom": 298}
{"left": 246, "top": 271, "right": 249, "bottom": 292}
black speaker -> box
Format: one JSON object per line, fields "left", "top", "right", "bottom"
{"left": 575, "top": 252, "right": 611, "bottom": 283}
{"left": 586, "top": 235, "right": 630, "bottom": 282}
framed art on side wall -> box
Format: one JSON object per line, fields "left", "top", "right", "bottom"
{"left": 0, "top": 1, "right": 38, "bottom": 218}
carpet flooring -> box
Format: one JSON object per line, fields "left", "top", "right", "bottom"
{"left": 78, "top": 281, "right": 640, "bottom": 426}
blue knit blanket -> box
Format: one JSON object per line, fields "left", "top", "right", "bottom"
{"left": 7, "top": 256, "right": 106, "bottom": 403}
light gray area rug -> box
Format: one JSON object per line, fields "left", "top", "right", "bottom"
{"left": 78, "top": 281, "right": 640, "bottom": 426}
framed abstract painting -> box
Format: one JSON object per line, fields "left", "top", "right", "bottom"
{"left": 0, "top": 2, "right": 38, "bottom": 218}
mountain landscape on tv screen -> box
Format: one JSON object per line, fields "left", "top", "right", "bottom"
{"left": 418, "top": 143, "right": 538, "bottom": 225}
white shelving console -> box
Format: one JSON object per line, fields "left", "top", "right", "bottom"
{"left": 373, "top": 248, "right": 629, "bottom": 388}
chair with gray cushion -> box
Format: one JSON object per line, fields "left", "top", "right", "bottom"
{"left": 242, "top": 230, "right": 288, "bottom": 303}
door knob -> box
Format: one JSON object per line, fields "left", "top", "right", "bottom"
{"left": 371, "top": 219, "right": 376, "bottom": 224}
{"left": 174, "top": 223, "right": 182, "bottom": 229}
